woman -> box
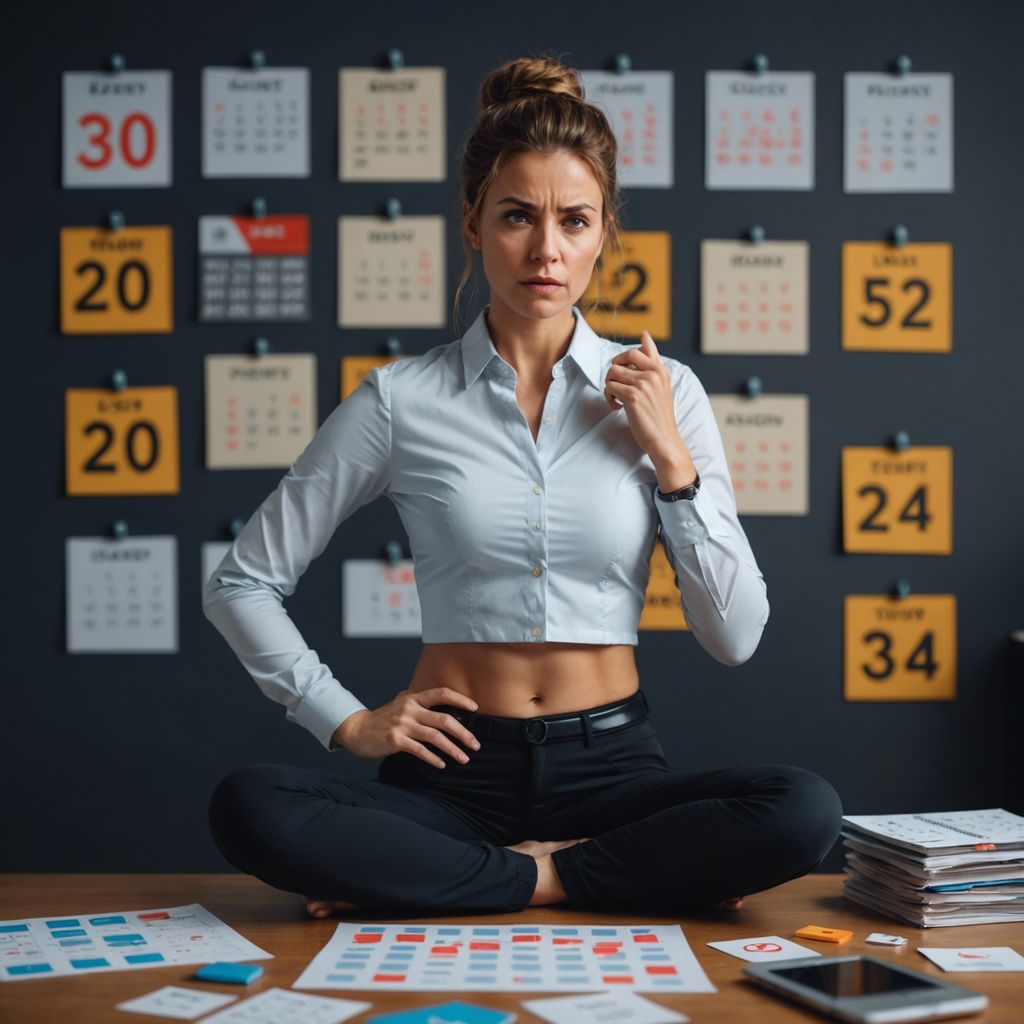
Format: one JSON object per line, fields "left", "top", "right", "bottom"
{"left": 204, "top": 54, "right": 842, "bottom": 917}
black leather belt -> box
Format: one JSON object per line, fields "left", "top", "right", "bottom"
{"left": 437, "top": 690, "right": 648, "bottom": 745}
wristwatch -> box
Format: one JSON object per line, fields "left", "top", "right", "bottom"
{"left": 656, "top": 470, "right": 701, "bottom": 502}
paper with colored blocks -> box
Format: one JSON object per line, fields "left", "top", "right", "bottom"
{"left": 0, "top": 904, "right": 270, "bottom": 982}
{"left": 292, "top": 923, "right": 716, "bottom": 993}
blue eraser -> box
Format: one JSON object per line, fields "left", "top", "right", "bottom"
{"left": 194, "top": 961, "right": 263, "bottom": 985}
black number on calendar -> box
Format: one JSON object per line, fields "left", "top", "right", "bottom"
{"left": 73, "top": 259, "right": 152, "bottom": 313}
{"left": 857, "top": 484, "right": 932, "bottom": 533}
{"left": 593, "top": 262, "right": 649, "bottom": 314}
{"left": 82, "top": 420, "right": 160, "bottom": 474}
{"left": 862, "top": 629, "right": 938, "bottom": 681}
{"left": 859, "top": 277, "right": 932, "bottom": 329}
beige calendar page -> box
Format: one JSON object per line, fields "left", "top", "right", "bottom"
{"left": 205, "top": 353, "right": 316, "bottom": 468}
{"left": 709, "top": 394, "right": 808, "bottom": 515}
{"left": 339, "top": 67, "right": 445, "bottom": 181}
{"left": 701, "top": 240, "right": 808, "bottom": 354}
{"left": 338, "top": 216, "right": 445, "bottom": 327}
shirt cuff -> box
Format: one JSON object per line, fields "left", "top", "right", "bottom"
{"left": 655, "top": 481, "right": 722, "bottom": 550}
{"left": 288, "top": 680, "right": 370, "bottom": 752}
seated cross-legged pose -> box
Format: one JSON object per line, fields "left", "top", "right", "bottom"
{"left": 203, "top": 53, "right": 842, "bottom": 918}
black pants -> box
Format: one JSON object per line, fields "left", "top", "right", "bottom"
{"left": 208, "top": 691, "right": 842, "bottom": 915}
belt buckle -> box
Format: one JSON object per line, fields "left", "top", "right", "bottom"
{"left": 524, "top": 718, "right": 549, "bottom": 744}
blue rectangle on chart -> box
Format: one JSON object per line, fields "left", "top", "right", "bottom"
{"left": 326, "top": 973, "right": 357, "bottom": 981}
{"left": 59, "top": 939, "right": 92, "bottom": 948}
{"left": 51, "top": 928, "right": 87, "bottom": 939}
{"left": 0, "top": 924, "right": 30, "bottom": 933}
{"left": 88, "top": 916, "right": 126, "bottom": 926}
{"left": 552, "top": 927, "right": 579, "bottom": 934}
{"left": 465, "top": 975, "right": 497, "bottom": 984}
{"left": 654, "top": 978, "right": 684, "bottom": 986}
{"left": 556, "top": 954, "right": 583, "bottom": 960}
{"left": 438, "top": 927, "right": 461, "bottom": 935}
{"left": 46, "top": 919, "right": 81, "bottom": 929}
{"left": 7, "top": 963, "right": 54, "bottom": 976}
{"left": 630, "top": 927, "right": 653, "bottom": 933}
{"left": 124, "top": 952, "right": 165, "bottom": 964}
{"left": 338, "top": 951, "right": 370, "bottom": 959}
{"left": 404, "top": 926, "right": 427, "bottom": 932}
{"left": 511, "top": 926, "right": 539, "bottom": 932}
{"left": 472, "top": 927, "right": 499, "bottom": 934}
{"left": 558, "top": 976, "right": 590, "bottom": 984}
{"left": 469, "top": 952, "right": 497, "bottom": 960}
{"left": 642, "top": 954, "right": 671, "bottom": 960}
{"left": 592, "top": 927, "right": 617, "bottom": 935}
{"left": 104, "top": 933, "right": 146, "bottom": 946}
{"left": 358, "top": 926, "right": 385, "bottom": 932}
{"left": 70, "top": 958, "right": 110, "bottom": 969}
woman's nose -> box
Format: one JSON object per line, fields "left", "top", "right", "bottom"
{"left": 530, "top": 222, "right": 560, "bottom": 262}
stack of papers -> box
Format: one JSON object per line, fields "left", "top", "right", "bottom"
{"left": 841, "top": 809, "right": 1024, "bottom": 927}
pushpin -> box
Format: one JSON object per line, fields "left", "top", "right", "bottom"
{"left": 614, "top": 53, "right": 631, "bottom": 74}
{"left": 752, "top": 53, "right": 769, "bottom": 74}
{"left": 112, "top": 520, "right": 129, "bottom": 540}
{"left": 108, "top": 210, "right": 125, "bottom": 231}
{"left": 745, "top": 375, "right": 762, "bottom": 398}
{"left": 384, "top": 336, "right": 403, "bottom": 356}
{"left": 892, "top": 430, "right": 910, "bottom": 452}
{"left": 895, "top": 54, "right": 912, "bottom": 77}
{"left": 891, "top": 224, "right": 909, "bottom": 247}
{"left": 109, "top": 53, "right": 126, "bottom": 74}
{"left": 385, "top": 540, "right": 403, "bottom": 566}
{"left": 892, "top": 579, "right": 912, "bottom": 600}
{"left": 229, "top": 518, "right": 245, "bottom": 539}
{"left": 387, "top": 48, "right": 404, "bottom": 70}
{"left": 748, "top": 225, "right": 766, "bottom": 245}
{"left": 111, "top": 369, "right": 128, "bottom": 392}
{"left": 385, "top": 197, "right": 402, "bottom": 220}
{"left": 253, "top": 336, "right": 270, "bottom": 357}
{"left": 250, "top": 50, "right": 265, "bottom": 70}
{"left": 251, "top": 196, "right": 267, "bottom": 219}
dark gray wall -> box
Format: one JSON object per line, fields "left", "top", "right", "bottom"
{"left": 7, "top": 0, "right": 1022, "bottom": 873}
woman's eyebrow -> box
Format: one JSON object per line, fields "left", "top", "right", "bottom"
{"left": 496, "top": 196, "right": 597, "bottom": 213}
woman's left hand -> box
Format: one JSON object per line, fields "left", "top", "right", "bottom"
{"left": 603, "top": 329, "right": 684, "bottom": 461}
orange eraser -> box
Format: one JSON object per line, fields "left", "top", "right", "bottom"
{"left": 795, "top": 925, "right": 853, "bottom": 944}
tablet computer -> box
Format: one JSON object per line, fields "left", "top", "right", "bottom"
{"left": 744, "top": 955, "right": 988, "bottom": 1023}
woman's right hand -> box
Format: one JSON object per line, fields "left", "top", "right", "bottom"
{"left": 333, "top": 688, "right": 482, "bottom": 768}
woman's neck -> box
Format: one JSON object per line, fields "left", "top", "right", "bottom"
{"left": 484, "top": 303, "right": 576, "bottom": 387}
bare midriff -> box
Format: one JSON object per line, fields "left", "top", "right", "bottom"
{"left": 407, "top": 642, "right": 640, "bottom": 718}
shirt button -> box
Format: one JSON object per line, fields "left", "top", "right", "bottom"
{"left": 532, "top": 627, "right": 543, "bottom": 637}
{"left": 531, "top": 567, "right": 542, "bottom": 577}
{"left": 686, "top": 520, "right": 696, "bottom": 527}
{"left": 533, "top": 522, "right": 542, "bottom": 529}
{"left": 543, "top": 417, "right": 552, "bottom": 426}
{"left": 533, "top": 485, "right": 543, "bottom": 494}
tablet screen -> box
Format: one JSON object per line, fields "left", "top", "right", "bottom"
{"left": 772, "top": 960, "right": 940, "bottom": 997}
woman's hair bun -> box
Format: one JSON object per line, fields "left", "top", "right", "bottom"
{"left": 478, "top": 55, "right": 584, "bottom": 111}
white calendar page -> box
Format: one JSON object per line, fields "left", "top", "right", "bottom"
{"left": 844, "top": 72, "right": 953, "bottom": 192}
{"left": 63, "top": 70, "right": 172, "bottom": 187}
{"left": 66, "top": 537, "right": 177, "bottom": 652}
{"left": 709, "top": 394, "right": 808, "bottom": 515}
{"left": 205, "top": 353, "right": 316, "bottom": 469}
{"left": 337, "top": 216, "right": 445, "bottom": 327}
{"left": 202, "top": 67, "right": 310, "bottom": 177}
{"left": 580, "top": 70, "right": 673, "bottom": 187}
{"left": 706, "top": 71, "right": 814, "bottom": 190}
{"left": 342, "top": 559, "right": 421, "bottom": 637}
{"left": 338, "top": 67, "right": 446, "bottom": 181}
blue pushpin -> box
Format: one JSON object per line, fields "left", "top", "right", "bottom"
{"left": 385, "top": 197, "right": 402, "bottom": 220}
{"left": 745, "top": 376, "right": 762, "bottom": 399}
{"left": 893, "top": 579, "right": 911, "bottom": 599}
{"left": 614, "top": 53, "right": 631, "bottom": 74}
{"left": 385, "top": 540, "right": 403, "bottom": 566}
{"left": 387, "top": 48, "right": 404, "bottom": 70}
{"left": 229, "top": 518, "right": 245, "bottom": 539}
{"left": 895, "top": 54, "right": 912, "bottom": 77}
{"left": 109, "top": 54, "right": 126, "bottom": 74}
{"left": 112, "top": 520, "right": 129, "bottom": 540}
{"left": 892, "top": 430, "right": 910, "bottom": 452}
{"left": 253, "top": 336, "right": 270, "bottom": 357}
{"left": 891, "top": 224, "right": 909, "bottom": 248}
{"left": 749, "top": 224, "right": 766, "bottom": 245}
{"left": 111, "top": 369, "right": 128, "bottom": 392}
{"left": 251, "top": 196, "right": 267, "bottom": 219}
{"left": 752, "top": 54, "right": 769, "bottom": 75}
{"left": 108, "top": 211, "right": 125, "bottom": 231}
{"left": 250, "top": 50, "right": 265, "bottom": 70}
{"left": 384, "top": 336, "right": 403, "bottom": 356}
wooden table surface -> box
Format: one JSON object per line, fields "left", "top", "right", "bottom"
{"left": 1, "top": 873, "right": 1021, "bottom": 1022}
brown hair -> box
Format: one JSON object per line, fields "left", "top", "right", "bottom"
{"left": 453, "top": 53, "right": 626, "bottom": 334}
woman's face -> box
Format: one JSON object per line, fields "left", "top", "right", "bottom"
{"left": 465, "top": 149, "right": 606, "bottom": 324}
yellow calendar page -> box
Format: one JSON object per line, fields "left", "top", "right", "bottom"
{"left": 60, "top": 226, "right": 173, "bottom": 333}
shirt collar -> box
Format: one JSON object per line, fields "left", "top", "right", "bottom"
{"left": 461, "top": 305, "right": 605, "bottom": 392}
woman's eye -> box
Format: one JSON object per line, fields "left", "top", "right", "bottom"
{"left": 503, "top": 211, "right": 588, "bottom": 230}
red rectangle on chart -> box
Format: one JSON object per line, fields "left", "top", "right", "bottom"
{"left": 138, "top": 913, "right": 170, "bottom": 920}
{"left": 603, "top": 976, "right": 634, "bottom": 983}
{"left": 633, "top": 934, "right": 658, "bottom": 943}
{"left": 430, "top": 946, "right": 459, "bottom": 955}
{"left": 512, "top": 935, "right": 541, "bottom": 942}
{"left": 373, "top": 973, "right": 407, "bottom": 982}
{"left": 470, "top": 942, "right": 500, "bottom": 950}
{"left": 354, "top": 934, "right": 382, "bottom": 943}
{"left": 553, "top": 938, "right": 582, "bottom": 945}
{"left": 646, "top": 965, "right": 678, "bottom": 975}
{"left": 396, "top": 934, "right": 425, "bottom": 942}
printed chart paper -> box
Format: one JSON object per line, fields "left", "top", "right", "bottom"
{"left": 845, "top": 73, "right": 953, "bottom": 192}
{"left": 293, "top": 922, "right": 717, "bottom": 993}
{"left": 202, "top": 67, "right": 310, "bottom": 177}
{"left": 116, "top": 985, "right": 237, "bottom": 1019}
{"left": 339, "top": 68, "right": 446, "bottom": 181}
{"left": 917, "top": 947, "right": 1024, "bottom": 972}
{"left": 0, "top": 903, "right": 270, "bottom": 982}
{"left": 342, "top": 560, "right": 422, "bottom": 637}
{"left": 706, "top": 71, "right": 814, "bottom": 190}
{"left": 522, "top": 991, "right": 690, "bottom": 1023}
{"left": 581, "top": 71, "right": 673, "bottom": 187}
{"left": 63, "top": 70, "right": 172, "bottom": 187}
{"left": 66, "top": 536, "right": 178, "bottom": 653}
{"left": 203, "top": 988, "right": 370, "bottom": 1024}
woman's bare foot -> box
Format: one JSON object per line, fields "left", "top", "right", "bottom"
{"left": 304, "top": 896, "right": 359, "bottom": 918}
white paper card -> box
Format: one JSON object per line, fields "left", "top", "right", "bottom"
{"left": 706, "top": 71, "right": 814, "bottom": 190}
{"left": 116, "top": 985, "right": 237, "bottom": 1019}
{"left": 706, "top": 936, "right": 821, "bottom": 963}
{"left": 202, "top": 988, "right": 370, "bottom": 1024}
{"left": 844, "top": 73, "right": 953, "bottom": 192}
{"left": 918, "top": 947, "right": 1024, "bottom": 972}
{"left": 522, "top": 990, "right": 689, "bottom": 1024}
{"left": 63, "top": 70, "right": 172, "bottom": 187}
{"left": 0, "top": 903, "right": 270, "bottom": 982}
{"left": 342, "top": 559, "right": 422, "bottom": 637}
{"left": 66, "top": 536, "right": 178, "bottom": 653}
{"left": 202, "top": 67, "right": 310, "bottom": 177}
{"left": 293, "top": 923, "right": 716, "bottom": 993}
{"left": 580, "top": 71, "right": 673, "bottom": 187}
{"left": 866, "top": 933, "right": 908, "bottom": 946}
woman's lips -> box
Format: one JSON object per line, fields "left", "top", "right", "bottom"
{"left": 522, "top": 281, "right": 562, "bottom": 294}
